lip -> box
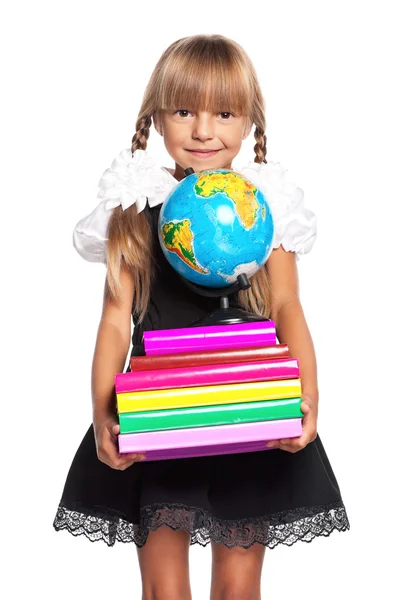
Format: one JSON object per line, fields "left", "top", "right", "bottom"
{"left": 186, "top": 149, "right": 221, "bottom": 158}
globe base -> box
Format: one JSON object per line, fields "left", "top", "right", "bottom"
{"left": 179, "top": 272, "right": 269, "bottom": 326}
{"left": 189, "top": 306, "right": 269, "bottom": 327}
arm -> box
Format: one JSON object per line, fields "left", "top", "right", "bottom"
{"left": 91, "top": 262, "right": 145, "bottom": 468}
{"left": 266, "top": 246, "right": 319, "bottom": 450}
{"left": 91, "top": 262, "right": 135, "bottom": 422}
{"left": 267, "top": 246, "right": 319, "bottom": 403}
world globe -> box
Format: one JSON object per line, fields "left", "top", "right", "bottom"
{"left": 158, "top": 169, "right": 275, "bottom": 289}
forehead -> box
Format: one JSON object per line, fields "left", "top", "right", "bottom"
{"left": 157, "top": 62, "right": 252, "bottom": 116}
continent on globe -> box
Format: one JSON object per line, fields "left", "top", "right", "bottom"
{"left": 160, "top": 220, "right": 209, "bottom": 274}
{"left": 195, "top": 172, "right": 259, "bottom": 230}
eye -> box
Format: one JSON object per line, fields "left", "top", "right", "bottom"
{"left": 219, "top": 112, "right": 234, "bottom": 119}
{"left": 175, "top": 109, "right": 191, "bottom": 117}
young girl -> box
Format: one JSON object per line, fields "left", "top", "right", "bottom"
{"left": 53, "top": 34, "right": 350, "bottom": 599}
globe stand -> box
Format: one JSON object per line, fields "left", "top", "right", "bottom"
{"left": 180, "top": 273, "right": 270, "bottom": 326}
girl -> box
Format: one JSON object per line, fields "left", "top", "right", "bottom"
{"left": 53, "top": 34, "right": 350, "bottom": 599}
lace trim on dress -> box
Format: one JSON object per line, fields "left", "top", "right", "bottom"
{"left": 53, "top": 499, "right": 350, "bottom": 549}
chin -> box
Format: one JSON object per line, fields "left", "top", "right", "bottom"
{"left": 183, "top": 155, "right": 231, "bottom": 171}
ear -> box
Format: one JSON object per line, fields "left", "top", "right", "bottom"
{"left": 153, "top": 111, "right": 163, "bottom": 136}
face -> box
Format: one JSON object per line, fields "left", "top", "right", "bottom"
{"left": 154, "top": 109, "right": 251, "bottom": 182}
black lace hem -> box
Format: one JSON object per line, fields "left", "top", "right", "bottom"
{"left": 53, "top": 499, "right": 350, "bottom": 549}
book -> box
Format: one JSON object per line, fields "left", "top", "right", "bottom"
{"left": 119, "top": 441, "right": 273, "bottom": 460}
{"left": 143, "top": 321, "right": 276, "bottom": 343}
{"left": 119, "top": 397, "right": 303, "bottom": 433}
{"left": 143, "top": 321, "right": 277, "bottom": 355}
{"left": 117, "top": 378, "right": 301, "bottom": 413}
{"left": 116, "top": 358, "right": 299, "bottom": 393}
{"left": 118, "top": 418, "right": 303, "bottom": 460}
{"left": 130, "top": 344, "right": 290, "bottom": 371}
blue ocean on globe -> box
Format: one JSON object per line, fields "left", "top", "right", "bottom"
{"left": 158, "top": 169, "right": 274, "bottom": 288}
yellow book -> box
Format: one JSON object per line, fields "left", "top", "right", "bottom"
{"left": 117, "top": 378, "right": 301, "bottom": 413}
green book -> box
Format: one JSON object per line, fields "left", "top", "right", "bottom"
{"left": 119, "top": 397, "right": 303, "bottom": 434}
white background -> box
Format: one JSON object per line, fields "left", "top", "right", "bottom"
{"left": 1, "top": 0, "right": 404, "bottom": 598}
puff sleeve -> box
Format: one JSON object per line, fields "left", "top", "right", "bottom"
{"left": 72, "top": 199, "right": 111, "bottom": 264}
{"left": 72, "top": 149, "right": 178, "bottom": 264}
{"left": 239, "top": 161, "right": 317, "bottom": 259}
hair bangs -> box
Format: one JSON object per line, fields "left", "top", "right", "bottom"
{"left": 157, "top": 50, "right": 253, "bottom": 117}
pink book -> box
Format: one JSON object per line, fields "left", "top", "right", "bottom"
{"left": 115, "top": 358, "right": 300, "bottom": 393}
{"left": 143, "top": 321, "right": 277, "bottom": 355}
{"left": 118, "top": 418, "right": 302, "bottom": 461}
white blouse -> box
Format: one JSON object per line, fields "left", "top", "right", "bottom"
{"left": 72, "top": 148, "right": 317, "bottom": 264}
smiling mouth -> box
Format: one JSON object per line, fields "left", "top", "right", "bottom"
{"left": 186, "top": 149, "right": 221, "bottom": 157}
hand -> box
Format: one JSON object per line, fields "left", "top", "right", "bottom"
{"left": 266, "top": 394, "right": 318, "bottom": 453}
{"left": 93, "top": 413, "right": 146, "bottom": 470}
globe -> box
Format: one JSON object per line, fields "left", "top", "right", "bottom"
{"left": 158, "top": 169, "right": 275, "bottom": 288}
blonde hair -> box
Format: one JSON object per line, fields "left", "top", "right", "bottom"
{"left": 106, "top": 34, "right": 271, "bottom": 323}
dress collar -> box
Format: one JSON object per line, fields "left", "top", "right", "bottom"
{"left": 97, "top": 148, "right": 295, "bottom": 214}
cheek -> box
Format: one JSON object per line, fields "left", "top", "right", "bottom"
{"left": 226, "top": 134, "right": 244, "bottom": 150}
{"left": 222, "top": 127, "right": 245, "bottom": 148}
{"left": 165, "top": 127, "right": 187, "bottom": 148}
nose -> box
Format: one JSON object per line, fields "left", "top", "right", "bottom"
{"left": 192, "top": 113, "right": 214, "bottom": 141}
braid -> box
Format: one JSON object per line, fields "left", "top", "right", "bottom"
{"left": 131, "top": 114, "right": 152, "bottom": 152}
{"left": 236, "top": 123, "right": 271, "bottom": 318}
{"left": 105, "top": 111, "right": 155, "bottom": 324}
{"left": 253, "top": 126, "right": 267, "bottom": 164}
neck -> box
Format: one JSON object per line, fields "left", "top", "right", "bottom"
{"left": 173, "top": 164, "right": 186, "bottom": 182}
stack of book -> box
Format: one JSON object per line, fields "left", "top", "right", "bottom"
{"left": 116, "top": 322, "right": 303, "bottom": 461}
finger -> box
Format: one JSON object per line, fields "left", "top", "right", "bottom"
{"left": 279, "top": 443, "right": 299, "bottom": 453}
{"left": 301, "top": 400, "right": 318, "bottom": 423}
{"left": 119, "top": 452, "right": 146, "bottom": 462}
{"left": 300, "top": 401, "right": 311, "bottom": 415}
{"left": 279, "top": 436, "right": 305, "bottom": 452}
{"left": 301, "top": 411, "right": 317, "bottom": 436}
{"left": 102, "top": 440, "right": 125, "bottom": 465}
{"left": 129, "top": 454, "right": 147, "bottom": 464}
{"left": 117, "top": 455, "right": 146, "bottom": 469}
{"left": 282, "top": 431, "right": 307, "bottom": 443}
{"left": 301, "top": 392, "right": 315, "bottom": 404}
{"left": 280, "top": 432, "right": 302, "bottom": 443}
{"left": 300, "top": 426, "right": 317, "bottom": 445}
{"left": 104, "top": 429, "right": 118, "bottom": 449}
{"left": 106, "top": 453, "right": 146, "bottom": 470}
{"left": 266, "top": 440, "right": 280, "bottom": 449}
{"left": 278, "top": 441, "right": 299, "bottom": 453}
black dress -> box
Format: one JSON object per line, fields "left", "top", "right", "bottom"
{"left": 53, "top": 204, "right": 350, "bottom": 549}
